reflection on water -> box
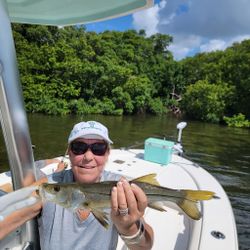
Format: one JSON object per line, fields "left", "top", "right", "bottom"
{"left": 1, "top": 113, "right": 250, "bottom": 249}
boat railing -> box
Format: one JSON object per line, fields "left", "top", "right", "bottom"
{"left": 0, "top": 0, "right": 40, "bottom": 248}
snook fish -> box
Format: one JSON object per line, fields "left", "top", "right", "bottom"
{"left": 38, "top": 174, "right": 216, "bottom": 228}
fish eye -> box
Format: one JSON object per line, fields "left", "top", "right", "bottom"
{"left": 53, "top": 186, "right": 60, "bottom": 192}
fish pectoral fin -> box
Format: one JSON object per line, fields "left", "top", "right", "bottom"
{"left": 177, "top": 199, "right": 201, "bottom": 220}
{"left": 148, "top": 202, "right": 167, "bottom": 212}
{"left": 132, "top": 173, "right": 160, "bottom": 186}
{"left": 91, "top": 209, "right": 110, "bottom": 229}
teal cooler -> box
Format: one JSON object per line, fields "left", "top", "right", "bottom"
{"left": 144, "top": 138, "right": 174, "bottom": 165}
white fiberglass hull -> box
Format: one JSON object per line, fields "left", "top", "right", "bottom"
{"left": 107, "top": 149, "right": 238, "bottom": 250}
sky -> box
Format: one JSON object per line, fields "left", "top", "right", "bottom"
{"left": 86, "top": 0, "right": 250, "bottom": 60}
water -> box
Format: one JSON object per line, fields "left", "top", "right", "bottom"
{"left": 1, "top": 113, "right": 250, "bottom": 249}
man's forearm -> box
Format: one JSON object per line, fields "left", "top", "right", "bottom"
{"left": 0, "top": 202, "right": 42, "bottom": 240}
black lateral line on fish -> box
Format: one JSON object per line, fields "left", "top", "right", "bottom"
{"left": 143, "top": 192, "right": 199, "bottom": 202}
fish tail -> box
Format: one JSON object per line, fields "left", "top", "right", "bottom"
{"left": 177, "top": 199, "right": 201, "bottom": 220}
{"left": 184, "top": 189, "right": 216, "bottom": 201}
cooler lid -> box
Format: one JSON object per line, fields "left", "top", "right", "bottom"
{"left": 145, "top": 138, "right": 175, "bottom": 147}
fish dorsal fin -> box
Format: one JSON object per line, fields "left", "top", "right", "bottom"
{"left": 132, "top": 173, "right": 160, "bottom": 186}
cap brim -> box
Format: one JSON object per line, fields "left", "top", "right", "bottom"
{"left": 81, "top": 134, "right": 113, "bottom": 144}
{"left": 69, "top": 134, "right": 113, "bottom": 144}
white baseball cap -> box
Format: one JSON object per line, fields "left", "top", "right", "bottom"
{"left": 68, "top": 121, "right": 113, "bottom": 144}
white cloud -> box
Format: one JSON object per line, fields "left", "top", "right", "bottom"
{"left": 132, "top": 0, "right": 167, "bottom": 36}
{"left": 169, "top": 34, "right": 201, "bottom": 60}
{"left": 227, "top": 35, "right": 250, "bottom": 46}
{"left": 200, "top": 40, "right": 227, "bottom": 53}
{"left": 132, "top": 0, "right": 250, "bottom": 59}
{"left": 200, "top": 34, "right": 250, "bottom": 53}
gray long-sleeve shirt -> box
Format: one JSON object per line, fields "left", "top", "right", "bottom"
{"left": 38, "top": 169, "right": 120, "bottom": 250}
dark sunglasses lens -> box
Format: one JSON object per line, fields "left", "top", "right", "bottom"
{"left": 70, "top": 142, "right": 88, "bottom": 155}
{"left": 90, "top": 143, "right": 108, "bottom": 156}
{"left": 70, "top": 142, "right": 108, "bottom": 156}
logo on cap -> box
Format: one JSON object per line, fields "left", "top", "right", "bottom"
{"left": 88, "top": 121, "right": 96, "bottom": 128}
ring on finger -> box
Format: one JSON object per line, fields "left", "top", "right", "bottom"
{"left": 118, "top": 208, "right": 129, "bottom": 216}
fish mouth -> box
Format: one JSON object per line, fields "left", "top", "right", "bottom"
{"left": 38, "top": 185, "right": 54, "bottom": 202}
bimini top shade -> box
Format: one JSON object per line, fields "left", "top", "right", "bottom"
{"left": 6, "top": 0, "right": 153, "bottom": 26}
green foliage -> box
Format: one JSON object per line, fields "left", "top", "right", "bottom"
{"left": 68, "top": 99, "right": 96, "bottom": 115}
{"left": 181, "top": 80, "right": 234, "bottom": 123}
{"left": 224, "top": 113, "right": 250, "bottom": 128}
{"left": 221, "top": 40, "right": 250, "bottom": 117}
{"left": 124, "top": 75, "right": 153, "bottom": 113}
{"left": 111, "top": 87, "right": 133, "bottom": 114}
{"left": 147, "top": 98, "right": 166, "bottom": 115}
{"left": 27, "top": 96, "right": 70, "bottom": 115}
{"left": 179, "top": 40, "right": 250, "bottom": 119}
{"left": 94, "top": 97, "right": 115, "bottom": 115}
{"left": 13, "top": 25, "right": 176, "bottom": 116}
{"left": 12, "top": 24, "right": 249, "bottom": 121}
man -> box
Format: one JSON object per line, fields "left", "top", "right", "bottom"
{"left": 39, "top": 121, "right": 154, "bottom": 250}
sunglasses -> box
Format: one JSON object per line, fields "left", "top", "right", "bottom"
{"left": 70, "top": 141, "right": 108, "bottom": 156}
